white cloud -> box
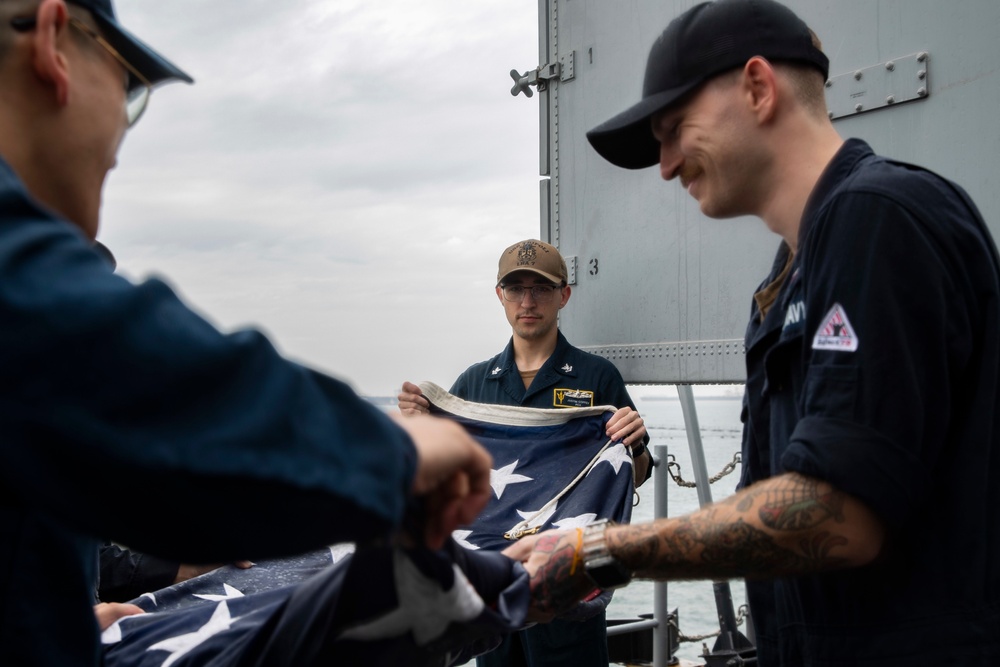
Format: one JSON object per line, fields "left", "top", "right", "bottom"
{"left": 103, "top": 0, "right": 541, "bottom": 395}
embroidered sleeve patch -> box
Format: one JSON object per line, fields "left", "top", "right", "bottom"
{"left": 553, "top": 388, "right": 595, "bottom": 407}
{"left": 812, "top": 303, "right": 859, "bottom": 352}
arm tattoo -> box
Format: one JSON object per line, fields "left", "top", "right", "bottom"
{"left": 612, "top": 473, "right": 854, "bottom": 580}
{"left": 526, "top": 532, "right": 595, "bottom": 616}
{"left": 752, "top": 474, "right": 845, "bottom": 530}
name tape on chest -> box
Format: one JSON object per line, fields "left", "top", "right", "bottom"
{"left": 553, "top": 388, "right": 595, "bottom": 408}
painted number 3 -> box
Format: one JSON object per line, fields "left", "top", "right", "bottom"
{"left": 589, "top": 258, "right": 599, "bottom": 276}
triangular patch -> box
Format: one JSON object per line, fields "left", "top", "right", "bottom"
{"left": 812, "top": 303, "right": 859, "bottom": 352}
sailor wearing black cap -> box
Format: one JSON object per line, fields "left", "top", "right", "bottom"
{"left": 504, "top": 2, "right": 1000, "bottom": 665}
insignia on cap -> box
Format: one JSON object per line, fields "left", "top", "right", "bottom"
{"left": 517, "top": 241, "right": 539, "bottom": 266}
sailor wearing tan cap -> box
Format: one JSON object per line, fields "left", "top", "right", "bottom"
{"left": 398, "top": 238, "right": 649, "bottom": 667}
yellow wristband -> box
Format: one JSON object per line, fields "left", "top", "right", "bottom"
{"left": 569, "top": 527, "right": 584, "bottom": 575}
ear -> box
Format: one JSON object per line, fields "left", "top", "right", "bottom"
{"left": 31, "top": 0, "right": 72, "bottom": 108}
{"left": 742, "top": 56, "right": 779, "bottom": 124}
{"left": 496, "top": 285, "right": 504, "bottom": 304}
{"left": 558, "top": 285, "right": 571, "bottom": 309}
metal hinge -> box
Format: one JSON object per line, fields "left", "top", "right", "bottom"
{"left": 509, "top": 51, "right": 575, "bottom": 98}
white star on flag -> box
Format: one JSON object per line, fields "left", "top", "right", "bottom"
{"left": 553, "top": 513, "right": 598, "bottom": 530}
{"left": 589, "top": 443, "right": 632, "bottom": 476}
{"left": 147, "top": 601, "right": 239, "bottom": 667}
{"left": 490, "top": 460, "right": 532, "bottom": 499}
{"left": 194, "top": 583, "right": 244, "bottom": 602}
{"left": 452, "top": 530, "right": 480, "bottom": 550}
{"left": 337, "top": 550, "right": 485, "bottom": 646}
{"left": 515, "top": 503, "right": 557, "bottom": 530}
{"left": 101, "top": 616, "right": 131, "bottom": 645}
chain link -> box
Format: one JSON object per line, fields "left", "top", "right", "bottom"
{"left": 665, "top": 452, "right": 741, "bottom": 488}
{"left": 670, "top": 604, "right": 749, "bottom": 643}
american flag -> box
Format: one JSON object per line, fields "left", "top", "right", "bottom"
{"left": 99, "top": 389, "right": 632, "bottom": 665}
{"left": 419, "top": 382, "right": 635, "bottom": 554}
{"left": 102, "top": 541, "right": 529, "bottom": 667}
{"left": 421, "top": 382, "right": 635, "bottom": 620}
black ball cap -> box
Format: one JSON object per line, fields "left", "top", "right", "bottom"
{"left": 587, "top": 0, "right": 828, "bottom": 170}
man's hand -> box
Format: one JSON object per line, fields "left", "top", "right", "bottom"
{"left": 397, "top": 381, "right": 431, "bottom": 415}
{"left": 94, "top": 602, "right": 144, "bottom": 631}
{"left": 395, "top": 414, "right": 492, "bottom": 550}
{"left": 605, "top": 407, "right": 646, "bottom": 449}
{"left": 503, "top": 529, "right": 600, "bottom": 623}
{"left": 606, "top": 407, "right": 651, "bottom": 485}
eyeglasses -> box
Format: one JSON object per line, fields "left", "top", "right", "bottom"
{"left": 500, "top": 284, "right": 562, "bottom": 303}
{"left": 10, "top": 16, "right": 152, "bottom": 127}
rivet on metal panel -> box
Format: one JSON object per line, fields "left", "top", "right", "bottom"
{"left": 565, "top": 255, "right": 577, "bottom": 285}
{"left": 826, "top": 51, "right": 930, "bottom": 120}
{"left": 917, "top": 87, "right": 927, "bottom": 97}
{"left": 828, "top": 110, "right": 834, "bottom": 119}
{"left": 825, "top": 79, "right": 832, "bottom": 88}
{"left": 560, "top": 51, "right": 575, "bottom": 82}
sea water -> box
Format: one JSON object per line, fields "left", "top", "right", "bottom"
{"left": 606, "top": 389, "right": 745, "bottom": 665}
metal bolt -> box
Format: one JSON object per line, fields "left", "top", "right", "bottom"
{"left": 885, "top": 61, "right": 895, "bottom": 71}
{"left": 855, "top": 103, "right": 864, "bottom": 112}
{"left": 854, "top": 70, "right": 863, "bottom": 81}
{"left": 917, "top": 87, "right": 927, "bottom": 97}
{"left": 828, "top": 110, "right": 834, "bottom": 119}
{"left": 886, "top": 95, "right": 895, "bottom": 104}
{"left": 825, "top": 79, "right": 832, "bottom": 88}
{"left": 917, "top": 52, "right": 929, "bottom": 62}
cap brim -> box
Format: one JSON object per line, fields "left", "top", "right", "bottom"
{"left": 90, "top": 10, "right": 193, "bottom": 86}
{"left": 497, "top": 267, "right": 564, "bottom": 286}
{"left": 586, "top": 81, "right": 702, "bottom": 170}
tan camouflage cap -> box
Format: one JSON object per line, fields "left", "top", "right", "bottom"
{"left": 496, "top": 239, "right": 568, "bottom": 286}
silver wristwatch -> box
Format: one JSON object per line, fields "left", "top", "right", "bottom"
{"left": 581, "top": 519, "right": 632, "bottom": 590}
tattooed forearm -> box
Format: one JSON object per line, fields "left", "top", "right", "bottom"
{"left": 750, "top": 473, "right": 846, "bottom": 530}
{"left": 608, "top": 472, "right": 875, "bottom": 581}
{"left": 525, "top": 532, "right": 595, "bottom": 617}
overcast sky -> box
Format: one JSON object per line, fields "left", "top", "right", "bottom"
{"left": 102, "top": 0, "right": 543, "bottom": 397}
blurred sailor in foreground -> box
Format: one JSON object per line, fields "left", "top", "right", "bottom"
{"left": 0, "top": 1, "right": 491, "bottom": 664}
